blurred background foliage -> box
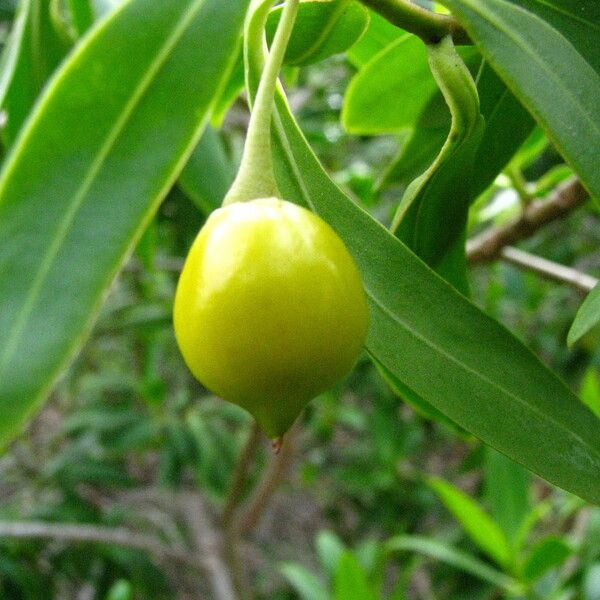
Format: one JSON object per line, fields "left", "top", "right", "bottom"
{"left": 0, "top": 1, "right": 599, "bottom": 599}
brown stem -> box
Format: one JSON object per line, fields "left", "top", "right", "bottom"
{"left": 0, "top": 520, "right": 196, "bottom": 567}
{"left": 222, "top": 422, "right": 262, "bottom": 528}
{"left": 467, "top": 177, "right": 588, "bottom": 265}
{"left": 499, "top": 246, "right": 598, "bottom": 294}
{"left": 238, "top": 420, "right": 301, "bottom": 535}
{"left": 359, "top": 0, "right": 471, "bottom": 45}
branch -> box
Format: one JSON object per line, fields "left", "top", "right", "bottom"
{"left": 499, "top": 247, "right": 598, "bottom": 294}
{"left": 0, "top": 520, "right": 195, "bottom": 567}
{"left": 467, "top": 178, "right": 588, "bottom": 264}
{"left": 238, "top": 420, "right": 301, "bottom": 535}
{"left": 176, "top": 492, "right": 239, "bottom": 600}
{"left": 222, "top": 422, "right": 262, "bottom": 528}
{"left": 359, "top": 0, "right": 471, "bottom": 45}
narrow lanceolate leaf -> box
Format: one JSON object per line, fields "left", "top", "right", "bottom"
{"left": 0, "top": 0, "right": 248, "bottom": 446}
{"left": 245, "top": 1, "right": 600, "bottom": 505}
{"left": 386, "top": 535, "right": 521, "bottom": 593}
{"left": 266, "top": 0, "right": 369, "bottom": 67}
{"left": 428, "top": 476, "right": 512, "bottom": 568}
{"left": 441, "top": 0, "right": 600, "bottom": 203}
{"left": 0, "top": 0, "right": 70, "bottom": 147}
{"left": 568, "top": 283, "right": 600, "bottom": 346}
{"left": 391, "top": 36, "right": 484, "bottom": 293}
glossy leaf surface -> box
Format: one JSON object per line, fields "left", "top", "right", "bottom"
{"left": 0, "top": 0, "right": 248, "bottom": 445}
{"left": 342, "top": 34, "right": 436, "bottom": 134}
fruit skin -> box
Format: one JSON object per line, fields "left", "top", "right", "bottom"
{"left": 173, "top": 197, "right": 368, "bottom": 438}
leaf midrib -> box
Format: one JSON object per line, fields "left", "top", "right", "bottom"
{"left": 0, "top": 0, "right": 207, "bottom": 378}
{"left": 273, "top": 102, "right": 600, "bottom": 470}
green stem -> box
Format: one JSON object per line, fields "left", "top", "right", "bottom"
{"left": 223, "top": 0, "right": 299, "bottom": 205}
{"left": 359, "top": 0, "right": 471, "bottom": 45}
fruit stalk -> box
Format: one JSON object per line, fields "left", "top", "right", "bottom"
{"left": 223, "top": 0, "right": 299, "bottom": 205}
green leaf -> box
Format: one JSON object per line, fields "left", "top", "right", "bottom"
{"left": 471, "top": 60, "right": 534, "bottom": 199}
{"left": 280, "top": 563, "right": 331, "bottom": 600}
{"left": 210, "top": 48, "right": 244, "bottom": 128}
{"left": 334, "top": 552, "right": 377, "bottom": 600}
{"left": 178, "top": 126, "right": 234, "bottom": 215}
{"left": 568, "top": 283, "right": 600, "bottom": 346}
{"left": 386, "top": 535, "right": 521, "bottom": 593}
{"left": 266, "top": 0, "right": 369, "bottom": 67}
{"left": 374, "top": 358, "right": 461, "bottom": 430}
{"left": 105, "top": 579, "right": 134, "bottom": 600}
{"left": 0, "top": 0, "right": 248, "bottom": 446}
{"left": 247, "top": 2, "right": 600, "bottom": 505}
{"left": 484, "top": 447, "right": 530, "bottom": 547}
{"left": 346, "top": 9, "right": 403, "bottom": 67}
{"left": 0, "top": 0, "right": 70, "bottom": 147}
{"left": 342, "top": 34, "right": 437, "bottom": 134}
{"left": 379, "top": 125, "right": 449, "bottom": 191}
{"left": 579, "top": 368, "right": 600, "bottom": 420}
{"left": 441, "top": 0, "right": 600, "bottom": 202}
{"left": 66, "top": 0, "right": 94, "bottom": 36}
{"left": 380, "top": 61, "right": 534, "bottom": 198}
{"left": 316, "top": 531, "right": 346, "bottom": 581}
{"left": 391, "top": 36, "right": 484, "bottom": 293}
{"left": 522, "top": 536, "right": 573, "bottom": 582}
{"left": 584, "top": 563, "right": 600, "bottom": 600}
{"left": 428, "top": 476, "right": 512, "bottom": 568}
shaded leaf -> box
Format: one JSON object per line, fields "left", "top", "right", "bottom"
{"left": 391, "top": 36, "right": 484, "bottom": 293}
{"left": 522, "top": 536, "right": 573, "bottom": 582}
{"left": 386, "top": 535, "right": 521, "bottom": 592}
{"left": 442, "top": 0, "right": 600, "bottom": 202}
{"left": 179, "top": 126, "right": 234, "bottom": 215}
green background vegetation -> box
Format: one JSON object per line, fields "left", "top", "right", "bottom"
{"left": 0, "top": 0, "right": 599, "bottom": 598}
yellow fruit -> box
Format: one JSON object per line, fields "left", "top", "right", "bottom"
{"left": 173, "top": 198, "right": 368, "bottom": 438}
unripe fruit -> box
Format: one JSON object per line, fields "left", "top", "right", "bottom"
{"left": 173, "top": 198, "right": 368, "bottom": 438}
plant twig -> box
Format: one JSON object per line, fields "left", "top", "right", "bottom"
{"left": 499, "top": 246, "right": 598, "bottom": 294}
{"left": 238, "top": 420, "right": 301, "bottom": 535}
{"left": 359, "top": 0, "right": 471, "bottom": 45}
{"left": 467, "top": 177, "right": 589, "bottom": 264}
{"left": 176, "top": 492, "right": 239, "bottom": 600}
{"left": 0, "top": 520, "right": 195, "bottom": 566}
{"left": 222, "top": 421, "right": 262, "bottom": 528}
